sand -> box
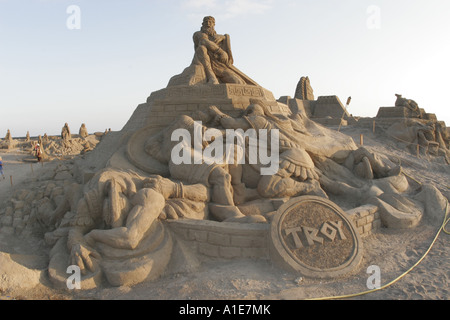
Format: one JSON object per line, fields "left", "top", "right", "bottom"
{"left": 0, "top": 125, "right": 448, "bottom": 301}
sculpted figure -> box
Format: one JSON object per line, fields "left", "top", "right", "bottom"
{"left": 395, "top": 94, "right": 422, "bottom": 118}
{"left": 188, "top": 16, "right": 258, "bottom": 86}
{"left": 79, "top": 123, "right": 89, "bottom": 138}
{"left": 434, "top": 121, "right": 450, "bottom": 162}
{"left": 43, "top": 169, "right": 209, "bottom": 280}
{"left": 206, "top": 102, "right": 327, "bottom": 201}
{"left": 343, "top": 147, "right": 401, "bottom": 180}
{"left": 61, "top": 123, "right": 71, "bottom": 141}
{"left": 144, "top": 114, "right": 266, "bottom": 223}
{"left": 386, "top": 119, "right": 438, "bottom": 156}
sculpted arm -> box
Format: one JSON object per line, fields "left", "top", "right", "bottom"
{"left": 84, "top": 189, "right": 165, "bottom": 250}
{"left": 208, "top": 105, "right": 251, "bottom": 130}
{"left": 83, "top": 178, "right": 209, "bottom": 249}
{"left": 220, "top": 117, "right": 251, "bottom": 130}
{"left": 144, "top": 176, "right": 209, "bottom": 202}
{"left": 193, "top": 31, "right": 229, "bottom": 65}
{"left": 194, "top": 31, "right": 224, "bottom": 51}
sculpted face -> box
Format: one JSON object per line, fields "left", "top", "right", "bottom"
{"left": 202, "top": 16, "right": 215, "bottom": 28}
{"left": 102, "top": 176, "right": 134, "bottom": 228}
{"left": 202, "top": 16, "right": 216, "bottom": 36}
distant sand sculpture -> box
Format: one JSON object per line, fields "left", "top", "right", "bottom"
{"left": 373, "top": 94, "right": 450, "bottom": 162}
{"left": 79, "top": 123, "right": 88, "bottom": 139}
{"left": 61, "top": 123, "right": 71, "bottom": 141}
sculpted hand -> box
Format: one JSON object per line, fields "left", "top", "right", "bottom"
{"left": 208, "top": 105, "right": 221, "bottom": 116}
{"left": 215, "top": 49, "right": 229, "bottom": 64}
{"left": 70, "top": 243, "right": 100, "bottom": 275}
{"left": 144, "top": 176, "right": 176, "bottom": 199}
{"left": 192, "top": 110, "right": 212, "bottom": 123}
{"left": 208, "top": 105, "right": 227, "bottom": 126}
{"left": 159, "top": 203, "right": 185, "bottom": 221}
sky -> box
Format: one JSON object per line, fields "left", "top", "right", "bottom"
{"left": 1, "top": 0, "right": 449, "bottom": 137}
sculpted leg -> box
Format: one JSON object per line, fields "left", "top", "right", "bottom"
{"left": 319, "top": 175, "right": 360, "bottom": 196}
{"left": 228, "top": 162, "right": 258, "bottom": 205}
{"left": 208, "top": 166, "right": 265, "bottom": 222}
{"left": 214, "top": 66, "right": 245, "bottom": 85}
{"left": 258, "top": 174, "right": 327, "bottom": 199}
{"left": 208, "top": 166, "right": 234, "bottom": 205}
{"left": 193, "top": 45, "right": 219, "bottom": 84}
{"left": 85, "top": 189, "right": 165, "bottom": 250}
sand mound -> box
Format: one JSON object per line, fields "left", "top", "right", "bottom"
{"left": 0, "top": 253, "right": 44, "bottom": 292}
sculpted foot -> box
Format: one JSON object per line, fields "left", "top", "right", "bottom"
{"left": 208, "top": 78, "right": 220, "bottom": 85}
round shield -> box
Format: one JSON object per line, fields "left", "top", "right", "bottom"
{"left": 126, "top": 125, "right": 170, "bottom": 176}
{"left": 269, "top": 196, "right": 363, "bottom": 279}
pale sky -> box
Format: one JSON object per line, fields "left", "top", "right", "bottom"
{"left": 1, "top": 0, "right": 449, "bottom": 137}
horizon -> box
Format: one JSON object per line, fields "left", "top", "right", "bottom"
{"left": 1, "top": 0, "right": 449, "bottom": 137}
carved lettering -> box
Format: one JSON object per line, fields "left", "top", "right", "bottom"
{"left": 320, "top": 222, "right": 337, "bottom": 241}
{"left": 284, "top": 220, "right": 347, "bottom": 248}
{"left": 284, "top": 228, "right": 303, "bottom": 249}
{"left": 302, "top": 226, "right": 324, "bottom": 246}
{"left": 329, "top": 221, "right": 347, "bottom": 240}
{"left": 252, "top": 88, "right": 263, "bottom": 97}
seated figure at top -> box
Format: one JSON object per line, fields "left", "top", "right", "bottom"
{"left": 169, "top": 16, "right": 258, "bottom": 86}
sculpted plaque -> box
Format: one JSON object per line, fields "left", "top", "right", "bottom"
{"left": 270, "top": 196, "right": 363, "bottom": 278}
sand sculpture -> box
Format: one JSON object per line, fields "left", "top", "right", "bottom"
{"left": 0, "top": 17, "right": 447, "bottom": 291}
{"left": 281, "top": 79, "right": 356, "bottom": 127}
{"left": 0, "top": 128, "right": 100, "bottom": 163}
{"left": 395, "top": 94, "right": 422, "bottom": 118}
{"left": 5, "top": 129, "right": 12, "bottom": 141}
{"left": 1, "top": 129, "right": 17, "bottom": 150}
{"left": 377, "top": 94, "right": 424, "bottom": 119}
{"left": 294, "top": 76, "right": 314, "bottom": 101}
{"left": 371, "top": 95, "right": 450, "bottom": 162}
{"left": 61, "top": 123, "right": 72, "bottom": 141}
{"left": 168, "top": 16, "right": 258, "bottom": 87}
{"left": 386, "top": 119, "right": 448, "bottom": 159}
{"left": 79, "top": 124, "right": 89, "bottom": 139}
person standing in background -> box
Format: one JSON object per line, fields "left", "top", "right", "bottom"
{"left": 0, "top": 156, "right": 5, "bottom": 179}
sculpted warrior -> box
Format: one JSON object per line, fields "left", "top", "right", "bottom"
{"left": 191, "top": 16, "right": 258, "bottom": 86}
{"left": 41, "top": 169, "right": 209, "bottom": 276}
{"left": 206, "top": 101, "right": 326, "bottom": 200}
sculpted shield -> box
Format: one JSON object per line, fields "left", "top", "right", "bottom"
{"left": 270, "top": 196, "right": 363, "bottom": 278}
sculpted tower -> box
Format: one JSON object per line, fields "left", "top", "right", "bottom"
{"left": 294, "top": 76, "right": 314, "bottom": 101}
